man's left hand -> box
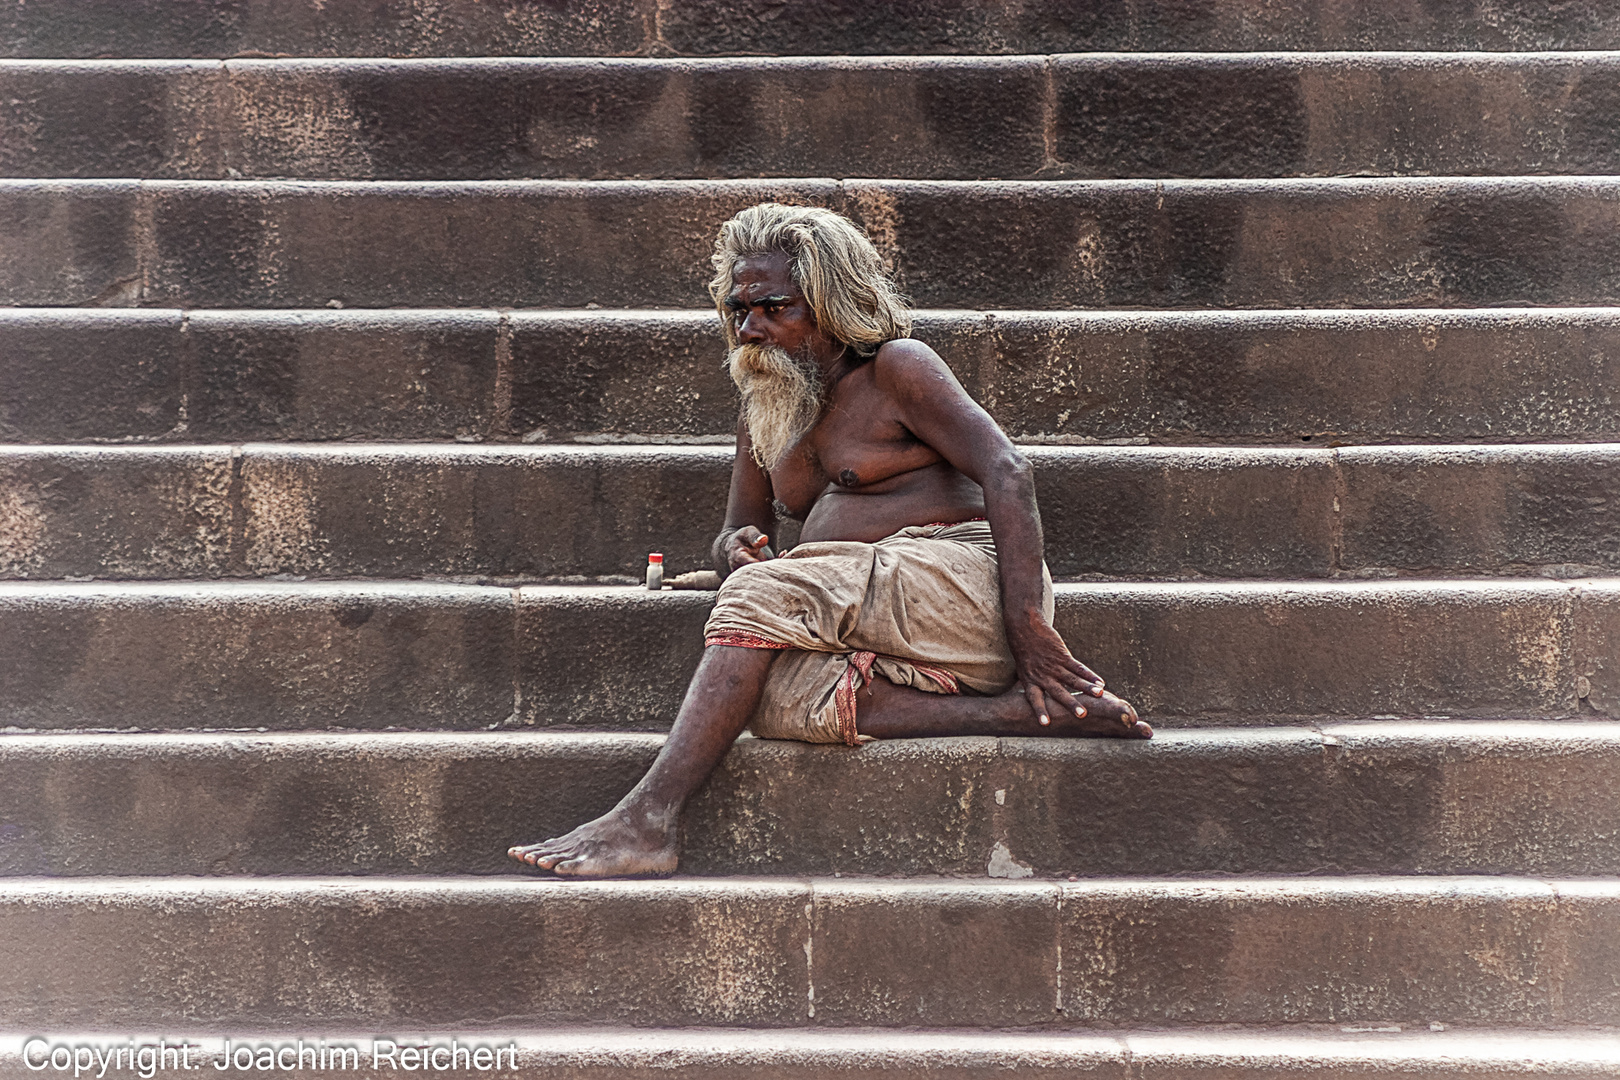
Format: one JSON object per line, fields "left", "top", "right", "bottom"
{"left": 1008, "top": 617, "right": 1125, "bottom": 728}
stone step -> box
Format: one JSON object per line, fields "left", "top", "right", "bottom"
{"left": 6, "top": 0, "right": 1620, "bottom": 58}
{"left": 3, "top": 1028, "right": 1618, "bottom": 1080}
{"left": 8, "top": 177, "right": 1620, "bottom": 310}
{"left": 1, "top": 874, "right": 1616, "bottom": 1028}
{"left": 0, "top": 579, "right": 1610, "bottom": 732}
{"left": 11, "top": 307, "right": 1620, "bottom": 446}
{"left": 6, "top": 442, "right": 1620, "bottom": 582}
{"left": 7, "top": 55, "right": 1620, "bottom": 181}
{"left": 2, "top": 723, "right": 1615, "bottom": 879}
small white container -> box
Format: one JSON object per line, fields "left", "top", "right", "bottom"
{"left": 645, "top": 552, "right": 664, "bottom": 591}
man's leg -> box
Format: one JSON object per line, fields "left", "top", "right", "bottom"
{"left": 508, "top": 645, "right": 776, "bottom": 877}
{"left": 856, "top": 677, "right": 1152, "bottom": 740}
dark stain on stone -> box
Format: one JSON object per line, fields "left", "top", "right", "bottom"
{"left": 1422, "top": 187, "right": 1565, "bottom": 304}
{"left": 0, "top": 606, "right": 94, "bottom": 719}
{"left": 1150, "top": 192, "right": 1245, "bottom": 305}
{"left": 917, "top": 63, "right": 1046, "bottom": 178}
{"left": 1562, "top": 70, "right": 1620, "bottom": 173}
{"left": 0, "top": 823, "right": 49, "bottom": 875}
{"left": 686, "top": 68, "right": 766, "bottom": 175}
{"left": 188, "top": 325, "right": 299, "bottom": 438}
{"left": 342, "top": 65, "right": 663, "bottom": 179}
{"left": 891, "top": 188, "right": 1069, "bottom": 307}
{"left": 1344, "top": 486, "right": 1453, "bottom": 572}
{"left": 342, "top": 67, "right": 530, "bottom": 179}
{"left": 1053, "top": 61, "right": 1306, "bottom": 178}
{"left": 57, "top": 186, "right": 140, "bottom": 305}
{"left": 334, "top": 602, "right": 375, "bottom": 630}
{"left": 1147, "top": 330, "right": 1271, "bottom": 437}
{"left": 149, "top": 188, "right": 271, "bottom": 306}
{"left": 1011, "top": 0, "right": 1139, "bottom": 51}
{"left": 0, "top": 67, "right": 171, "bottom": 177}
{"left": 661, "top": 0, "right": 993, "bottom": 57}
{"left": 1506, "top": 461, "right": 1620, "bottom": 569}
{"left": 0, "top": 0, "right": 242, "bottom": 58}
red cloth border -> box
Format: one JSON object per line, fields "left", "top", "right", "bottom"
{"left": 834, "top": 651, "right": 878, "bottom": 746}
{"left": 834, "top": 652, "right": 962, "bottom": 747}
{"left": 705, "top": 629, "right": 794, "bottom": 650}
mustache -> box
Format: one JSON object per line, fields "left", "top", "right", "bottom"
{"left": 730, "top": 342, "right": 803, "bottom": 376}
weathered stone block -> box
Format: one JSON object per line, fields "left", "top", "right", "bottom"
{"left": 188, "top": 310, "right": 499, "bottom": 441}
{"left": 0, "top": 180, "right": 139, "bottom": 306}
{"left": 143, "top": 179, "right": 840, "bottom": 308}
{"left": 684, "top": 736, "right": 1000, "bottom": 877}
{"left": 1031, "top": 446, "right": 1336, "bottom": 578}
{"left": 1060, "top": 878, "right": 1561, "bottom": 1024}
{"left": 239, "top": 445, "right": 730, "bottom": 579}
{"left": 0, "top": 582, "right": 515, "bottom": 730}
{"left": 0, "top": 878, "right": 810, "bottom": 1027}
{"left": 1059, "top": 580, "right": 1580, "bottom": 722}
{"left": 0, "top": 309, "right": 182, "bottom": 442}
{"left": 1338, "top": 445, "right": 1620, "bottom": 575}
{"left": 222, "top": 58, "right": 1045, "bottom": 181}
{"left": 507, "top": 310, "right": 730, "bottom": 442}
{"left": 515, "top": 586, "right": 710, "bottom": 729}
{"left": 0, "top": 0, "right": 651, "bottom": 59}
{"left": 0, "top": 61, "right": 223, "bottom": 177}
{"left": 0, "top": 446, "right": 234, "bottom": 579}
{"left": 810, "top": 880, "right": 1060, "bottom": 1026}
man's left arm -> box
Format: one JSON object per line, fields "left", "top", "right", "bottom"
{"left": 875, "top": 340, "right": 1106, "bottom": 726}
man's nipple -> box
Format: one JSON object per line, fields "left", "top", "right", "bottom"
{"left": 838, "top": 468, "right": 859, "bottom": 488}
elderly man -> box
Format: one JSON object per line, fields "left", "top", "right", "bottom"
{"left": 509, "top": 203, "right": 1149, "bottom": 878}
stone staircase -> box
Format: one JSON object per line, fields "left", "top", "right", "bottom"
{"left": 4, "top": 1, "right": 1620, "bottom": 1075}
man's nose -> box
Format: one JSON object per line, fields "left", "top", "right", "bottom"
{"left": 737, "top": 311, "right": 767, "bottom": 343}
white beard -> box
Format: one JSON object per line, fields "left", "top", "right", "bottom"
{"left": 728, "top": 343, "right": 825, "bottom": 470}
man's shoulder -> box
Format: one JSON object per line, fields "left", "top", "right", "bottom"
{"left": 859, "top": 338, "right": 977, "bottom": 412}
{"left": 872, "top": 337, "right": 939, "bottom": 364}
{"left": 868, "top": 338, "right": 950, "bottom": 387}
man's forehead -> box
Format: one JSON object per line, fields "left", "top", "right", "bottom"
{"left": 728, "top": 253, "right": 797, "bottom": 299}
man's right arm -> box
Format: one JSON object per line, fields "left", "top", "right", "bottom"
{"left": 711, "top": 413, "right": 778, "bottom": 579}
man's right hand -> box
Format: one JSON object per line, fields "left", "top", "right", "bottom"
{"left": 723, "top": 526, "right": 776, "bottom": 570}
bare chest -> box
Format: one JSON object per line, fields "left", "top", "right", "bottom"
{"left": 767, "top": 371, "right": 942, "bottom": 517}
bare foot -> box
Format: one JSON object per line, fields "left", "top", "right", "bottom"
{"left": 987, "top": 684, "right": 1152, "bottom": 739}
{"left": 507, "top": 806, "right": 678, "bottom": 879}
{"left": 1047, "top": 687, "right": 1152, "bottom": 739}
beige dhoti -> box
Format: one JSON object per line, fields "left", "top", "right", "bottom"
{"left": 703, "top": 521, "right": 1055, "bottom": 746}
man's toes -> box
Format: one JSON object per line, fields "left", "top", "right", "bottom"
{"left": 1130, "top": 719, "right": 1153, "bottom": 739}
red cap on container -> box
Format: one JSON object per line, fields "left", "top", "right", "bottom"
{"left": 648, "top": 552, "right": 664, "bottom": 563}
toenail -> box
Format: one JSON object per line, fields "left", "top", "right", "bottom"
{"left": 1039, "top": 714, "right": 1050, "bottom": 726}
{"left": 1076, "top": 706, "right": 1086, "bottom": 717}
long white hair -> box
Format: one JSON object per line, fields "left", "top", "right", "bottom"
{"left": 709, "top": 203, "right": 912, "bottom": 357}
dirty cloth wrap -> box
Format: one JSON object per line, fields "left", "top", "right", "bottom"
{"left": 703, "top": 520, "right": 1054, "bottom": 746}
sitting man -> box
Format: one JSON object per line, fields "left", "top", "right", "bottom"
{"left": 509, "top": 202, "right": 1150, "bottom": 879}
